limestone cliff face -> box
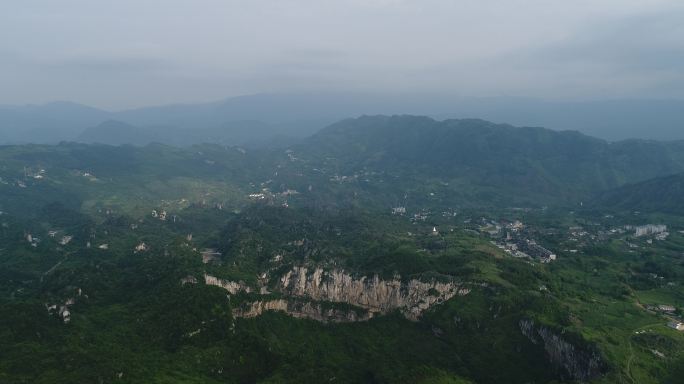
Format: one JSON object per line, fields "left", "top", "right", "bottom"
{"left": 206, "top": 267, "right": 467, "bottom": 322}
{"left": 278, "top": 267, "right": 468, "bottom": 320}
{"left": 204, "top": 274, "right": 252, "bottom": 294}
{"left": 233, "top": 299, "right": 373, "bottom": 323}
{"left": 520, "top": 319, "right": 604, "bottom": 383}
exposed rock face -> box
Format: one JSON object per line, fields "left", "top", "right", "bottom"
{"left": 520, "top": 319, "right": 604, "bottom": 382}
{"left": 204, "top": 274, "right": 252, "bottom": 294}
{"left": 206, "top": 267, "right": 467, "bottom": 322}
{"left": 233, "top": 299, "right": 373, "bottom": 323}
{"left": 278, "top": 267, "right": 467, "bottom": 321}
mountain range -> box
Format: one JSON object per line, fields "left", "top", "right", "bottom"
{"left": 299, "top": 115, "right": 684, "bottom": 206}
{"left": 2, "top": 94, "right": 684, "bottom": 146}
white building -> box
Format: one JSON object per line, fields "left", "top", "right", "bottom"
{"left": 134, "top": 242, "right": 148, "bottom": 253}
{"left": 658, "top": 305, "right": 676, "bottom": 313}
{"left": 633, "top": 224, "right": 667, "bottom": 237}
{"left": 668, "top": 322, "right": 684, "bottom": 331}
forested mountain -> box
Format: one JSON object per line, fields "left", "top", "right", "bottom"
{"left": 597, "top": 172, "right": 684, "bottom": 214}
{"left": 77, "top": 120, "right": 156, "bottom": 146}
{"left": 300, "top": 115, "right": 684, "bottom": 204}
{"left": 5, "top": 115, "right": 684, "bottom": 213}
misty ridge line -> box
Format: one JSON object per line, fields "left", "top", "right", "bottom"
{"left": 1, "top": 93, "right": 684, "bottom": 148}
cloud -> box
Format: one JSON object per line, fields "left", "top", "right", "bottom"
{"left": 49, "top": 56, "right": 170, "bottom": 73}
{"left": 1, "top": 0, "right": 683, "bottom": 108}
{"left": 484, "top": 7, "right": 684, "bottom": 99}
{"left": 534, "top": 9, "right": 684, "bottom": 71}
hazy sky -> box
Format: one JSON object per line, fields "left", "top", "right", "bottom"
{"left": 1, "top": 0, "right": 683, "bottom": 109}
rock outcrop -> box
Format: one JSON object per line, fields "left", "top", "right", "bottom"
{"left": 233, "top": 299, "right": 373, "bottom": 323}
{"left": 520, "top": 319, "right": 604, "bottom": 382}
{"left": 206, "top": 267, "right": 468, "bottom": 322}
{"left": 204, "top": 274, "right": 252, "bottom": 294}
{"left": 278, "top": 267, "right": 468, "bottom": 320}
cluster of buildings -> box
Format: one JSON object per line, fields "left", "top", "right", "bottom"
{"left": 668, "top": 321, "right": 684, "bottom": 331}
{"left": 25, "top": 233, "right": 40, "bottom": 247}
{"left": 391, "top": 206, "right": 406, "bottom": 215}
{"left": 523, "top": 240, "right": 558, "bottom": 263}
{"left": 247, "top": 187, "right": 298, "bottom": 208}
{"left": 642, "top": 303, "right": 683, "bottom": 331}
{"left": 561, "top": 221, "right": 675, "bottom": 253}
{"left": 285, "top": 149, "right": 298, "bottom": 162}
{"left": 46, "top": 289, "right": 83, "bottom": 324}
{"left": 411, "top": 209, "right": 430, "bottom": 222}
{"left": 28, "top": 229, "right": 77, "bottom": 248}
{"left": 30, "top": 168, "right": 46, "bottom": 179}
{"left": 151, "top": 209, "right": 168, "bottom": 221}
{"left": 483, "top": 220, "right": 557, "bottom": 263}
{"left": 497, "top": 237, "right": 557, "bottom": 263}
{"left": 629, "top": 224, "right": 668, "bottom": 238}
{"left": 18, "top": 166, "right": 47, "bottom": 180}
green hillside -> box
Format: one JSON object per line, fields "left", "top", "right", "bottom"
{"left": 301, "top": 115, "right": 684, "bottom": 205}
{"left": 597, "top": 172, "right": 684, "bottom": 214}
{"left": 2, "top": 117, "right": 684, "bottom": 383}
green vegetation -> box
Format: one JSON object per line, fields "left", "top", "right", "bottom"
{"left": 2, "top": 116, "right": 684, "bottom": 383}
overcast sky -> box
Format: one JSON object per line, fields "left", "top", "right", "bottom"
{"left": 1, "top": 0, "right": 683, "bottom": 110}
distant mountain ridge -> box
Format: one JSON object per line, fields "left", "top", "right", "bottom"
{"left": 4, "top": 113, "right": 684, "bottom": 210}
{"left": 76, "top": 119, "right": 295, "bottom": 148}
{"left": 298, "top": 115, "right": 684, "bottom": 204}
{"left": 0, "top": 101, "right": 110, "bottom": 144}
{"left": 78, "top": 120, "right": 152, "bottom": 146}
{"left": 2, "top": 94, "right": 684, "bottom": 146}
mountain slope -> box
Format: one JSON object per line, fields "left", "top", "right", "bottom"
{"left": 77, "top": 120, "right": 157, "bottom": 145}
{"left": 298, "top": 115, "right": 684, "bottom": 204}
{"left": 77, "top": 119, "right": 286, "bottom": 147}
{"left": 596, "top": 172, "right": 684, "bottom": 214}
{"left": 0, "top": 102, "right": 111, "bottom": 143}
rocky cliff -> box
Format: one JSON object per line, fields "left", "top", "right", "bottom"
{"left": 232, "top": 299, "right": 373, "bottom": 323}
{"left": 278, "top": 266, "right": 468, "bottom": 320}
{"left": 206, "top": 266, "right": 468, "bottom": 322}
{"left": 520, "top": 319, "right": 604, "bottom": 382}
{"left": 204, "top": 274, "right": 252, "bottom": 294}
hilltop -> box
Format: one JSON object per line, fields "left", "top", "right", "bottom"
{"left": 299, "top": 115, "right": 684, "bottom": 205}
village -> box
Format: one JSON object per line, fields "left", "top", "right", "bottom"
{"left": 484, "top": 220, "right": 558, "bottom": 263}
